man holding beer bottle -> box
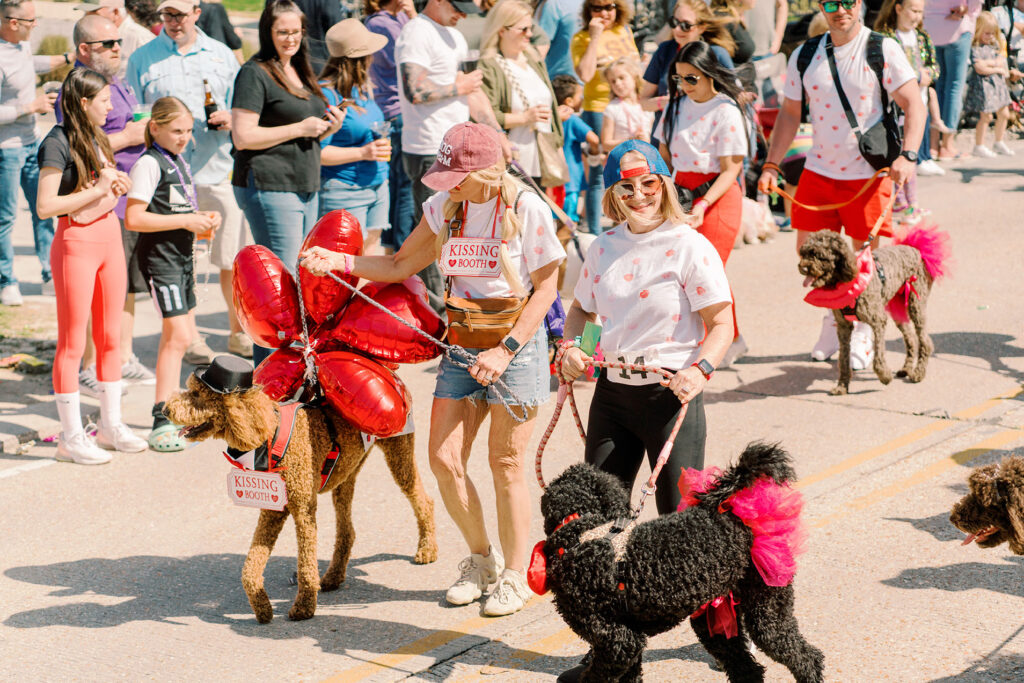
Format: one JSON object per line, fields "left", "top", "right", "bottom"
{"left": 125, "top": 0, "right": 253, "bottom": 360}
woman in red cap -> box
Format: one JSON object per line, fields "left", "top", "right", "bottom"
{"left": 300, "top": 121, "right": 564, "bottom": 617}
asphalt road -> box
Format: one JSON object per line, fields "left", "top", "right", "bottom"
{"left": 2, "top": 130, "right": 1024, "bottom": 680}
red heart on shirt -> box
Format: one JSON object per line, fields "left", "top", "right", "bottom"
{"left": 696, "top": 286, "right": 706, "bottom": 295}
{"left": 624, "top": 274, "right": 633, "bottom": 281}
{"left": 488, "top": 260, "right": 497, "bottom": 269}
{"left": 639, "top": 290, "right": 649, "bottom": 298}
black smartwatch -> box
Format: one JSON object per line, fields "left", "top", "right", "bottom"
{"left": 500, "top": 335, "right": 521, "bottom": 355}
{"left": 692, "top": 359, "right": 715, "bottom": 380}
{"left": 899, "top": 150, "right": 918, "bottom": 163}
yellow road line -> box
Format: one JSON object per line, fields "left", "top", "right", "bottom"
{"left": 325, "top": 387, "right": 1024, "bottom": 681}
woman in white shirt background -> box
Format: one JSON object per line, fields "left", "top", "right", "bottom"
{"left": 657, "top": 40, "right": 749, "bottom": 366}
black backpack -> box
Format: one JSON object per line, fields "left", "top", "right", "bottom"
{"left": 796, "top": 31, "right": 890, "bottom": 122}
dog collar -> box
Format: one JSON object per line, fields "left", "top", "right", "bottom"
{"left": 554, "top": 513, "right": 580, "bottom": 533}
{"left": 803, "top": 247, "right": 874, "bottom": 311}
{"left": 223, "top": 402, "right": 302, "bottom": 474}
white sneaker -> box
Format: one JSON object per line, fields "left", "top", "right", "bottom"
{"left": 811, "top": 314, "right": 839, "bottom": 361}
{"left": 227, "top": 331, "right": 254, "bottom": 358}
{"left": 849, "top": 322, "right": 874, "bottom": 371}
{"left": 184, "top": 337, "right": 219, "bottom": 365}
{"left": 41, "top": 279, "right": 56, "bottom": 296}
{"left": 56, "top": 431, "right": 112, "bottom": 465}
{"left": 993, "top": 141, "right": 1015, "bottom": 156}
{"left": 1, "top": 283, "right": 23, "bottom": 306}
{"left": 96, "top": 422, "right": 148, "bottom": 453}
{"left": 483, "top": 569, "right": 532, "bottom": 617}
{"left": 719, "top": 334, "right": 748, "bottom": 369}
{"left": 121, "top": 354, "right": 156, "bottom": 384}
{"left": 445, "top": 547, "right": 504, "bottom": 605}
{"left": 972, "top": 144, "right": 997, "bottom": 159}
{"left": 79, "top": 365, "right": 101, "bottom": 397}
{"left": 916, "top": 159, "right": 945, "bottom": 177}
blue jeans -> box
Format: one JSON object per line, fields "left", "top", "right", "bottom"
{"left": 319, "top": 178, "right": 390, "bottom": 237}
{"left": 0, "top": 140, "right": 54, "bottom": 287}
{"left": 581, "top": 110, "right": 604, "bottom": 234}
{"left": 233, "top": 173, "right": 318, "bottom": 365}
{"left": 934, "top": 31, "right": 972, "bottom": 132}
{"left": 383, "top": 114, "right": 415, "bottom": 249}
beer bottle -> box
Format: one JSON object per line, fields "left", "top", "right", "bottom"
{"left": 204, "top": 79, "right": 221, "bottom": 130}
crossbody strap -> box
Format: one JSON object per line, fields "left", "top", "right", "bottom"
{"left": 443, "top": 202, "right": 466, "bottom": 298}
{"left": 825, "top": 35, "right": 865, "bottom": 143}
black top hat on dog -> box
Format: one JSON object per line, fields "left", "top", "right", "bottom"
{"left": 194, "top": 355, "right": 254, "bottom": 394}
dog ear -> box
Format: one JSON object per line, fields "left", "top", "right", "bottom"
{"left": 967, "top": 463, "right": 1001, "bottom": 506}
{"left": 223, "top": 388, "right": 276, "bottom": 451}
{"left": 997, "top": 458, "right": 1024, "bottom": 554}
{"left": 834, "top": 240, "right": 858, "bottom": 284}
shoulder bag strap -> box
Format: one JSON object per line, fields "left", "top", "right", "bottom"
{"left": 866, "top": 31, "right": 893, "bottom": 117}
{"left": 444, "top": 201, "right": 465, "bottom": 299}
{"left": 825, "top": 34, "right": 865, "bottom": 144}
{"left": 497, "top": 54, "right": 534, "bottom": 128}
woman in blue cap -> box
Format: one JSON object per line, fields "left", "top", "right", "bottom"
{"left": 559, "top": 139, "right": 733, "bottom": 515}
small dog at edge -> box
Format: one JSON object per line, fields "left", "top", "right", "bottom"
{"left": 165, "top": 363, "right": 438, "bottom": 623}
{"left": 798, "top": 225, "right": 950, "bottom": 395}
{"left": 535, "top": 442, "right": 823, "bottom": 682}
{"left": 950, "top": 455, "right": 1024, "bottom": 554}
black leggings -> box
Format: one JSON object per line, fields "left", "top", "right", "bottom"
{"left": 584, "top": 375, "right": 707, "bottom": 515}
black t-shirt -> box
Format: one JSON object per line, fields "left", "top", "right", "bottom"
{"left": 38, "top": 126, "right": 83, "bottom": 196}
{"left": 231, "top": 61, "right": 327, "bottom": 193}
{"left": 127, "top": 147, "right": 195, "bottom": 273}
{"left": 198, "top": 2, "right": 242, "bottom": 50}
{"left": 725, "top": 20, "right": 756, "bottom": 65}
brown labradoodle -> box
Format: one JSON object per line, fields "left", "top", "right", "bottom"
{"left": 950, "top": 455, "right": 1024, "bottom": 555}
{"left": 798, "top": 227, "right": 948, "bottom": 395}
{"left": 165, "top": 374, "right": 438, "bottom": 623}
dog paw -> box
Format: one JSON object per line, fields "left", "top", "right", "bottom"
{"left": 249, "top": 592, "right": 274, "bottom": 623}
{"left": 878, "top": 372, "right": 893, "bottom": 385}
{"left": 828, "top": 385, "right": 848, "bottom": 396}
{"left": 288, "top": 601, "right": 316, "bottom": 621}
{"left": 319, "top": 572, "right": 345, "bottom": 592}
{"left": 896, "top": 369, "right": 909, "bottom": 378}
{"left": 414, "top": 540, "right": 439, "bottom": 564}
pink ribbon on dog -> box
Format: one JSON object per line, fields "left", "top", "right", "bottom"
{"left": 691, "top": 593, "right": 740, "bottom": 639}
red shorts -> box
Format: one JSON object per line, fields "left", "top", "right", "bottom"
{"left": 791, "top": 169, "right": 893, "bottom": 242}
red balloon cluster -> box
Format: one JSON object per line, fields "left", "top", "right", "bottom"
{"left": 232, "top": 210, "right": 444, "bottom": 436}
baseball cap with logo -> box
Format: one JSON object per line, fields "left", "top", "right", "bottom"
{"left": 156, "top": 0, "right": 199, "bottom": 14}
{"left": 326, "top": 19, "right": 388, "bottom": 59}
{"left": 422, "top": 123, "right": 502, "bottom": 192}
{"left": 603, "top": 139, "right": 671, "bottom": 188}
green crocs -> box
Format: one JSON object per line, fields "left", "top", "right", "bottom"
{"left": 148, "top": 423, "right": 187, "bottom": 452}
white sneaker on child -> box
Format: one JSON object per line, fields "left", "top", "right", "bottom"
{"left": 96, "top": 422, "right": 148, "bottom": 453}
{"left": 56, "top": 431, "right": 112, "bottom": 465}
{"left": 811, "top": 314, "right": 839, "bottom": 361}
{"left": 849, "top": 322, "right": 874, "bottom": 371}
{"left": 972, "top": 145, "right": 997, "bottom": 159}
{"left": 993, "top": 141, "right": 1015, "bottom": 156}
{"left": 446, "top": 547, "right": 504, "bottom": 605}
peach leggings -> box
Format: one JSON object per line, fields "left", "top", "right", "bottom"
{"left": 51, "top": 213, "right": 126, "bottom": 393}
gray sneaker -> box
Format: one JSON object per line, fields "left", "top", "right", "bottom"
{"left": 184, "top": 337, "right": 218, "bottom": 365}
{"left": 79, "top": 365, "right": 100, "bottom": 397}
{"left": 483, "top": 569, "right": 532, "bottom": 616}
{"left": 121, "top": 354, "right": 156, "bottom": 384}
{"left": 445, "top": 547, "right": 503, "bottom": 605}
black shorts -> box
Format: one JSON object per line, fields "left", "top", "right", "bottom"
{"left": 138, "top": 229, "right": 196, "bottom": 318}
{"left": 121, "top": 219, "right": 148, "bottom": 294}
{"left": 147, "top": 267, "right": 196, "bottom": 318}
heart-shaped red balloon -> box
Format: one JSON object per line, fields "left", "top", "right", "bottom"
{"left": 316, "top": 350, "right": 410, "bottom": 437}
{"left": 232, "top": 245, "right": 301, "bottom": 348}
{"left": 318, "top": 277, "right": 444, "bottom": 364}
{"left": 299, "top": 210, "right": 363, "bottom": 326}
{"left": 253, "top": 347, "right": 306, "bottom": 402}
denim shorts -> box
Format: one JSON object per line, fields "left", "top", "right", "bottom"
{"left": 318, "top": 178, "right": 390, "bottom": 238}
{"left": 434, "top": 327, "right": 550, "bottom": 407}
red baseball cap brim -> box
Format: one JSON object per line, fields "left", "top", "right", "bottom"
{"left": 422, "top": 164, "right": 471, "bottom": 192}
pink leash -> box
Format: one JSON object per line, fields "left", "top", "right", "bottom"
{"left": 537, "top": 341, "right": 689, "bottom": 517}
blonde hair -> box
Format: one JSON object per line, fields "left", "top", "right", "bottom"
{"left": 581, "top": 0, "right": 631, "bottom": 28}
{"left": 144, "top": 96, "right": 193, "bottom": 148}
{"left": 601, "top": 171, "right": 688, "bottom": 226}
{"left": 481, "top": 0, "right": 538, "bottom": 60}
{"left": 602, "top": 56, "right": 642, "bottom": 100}
{"left": 973, "top": 11, "right": 1005, "bottom": 51}
{"left": 674, "top": 0, "right": 737, "bottom": 56}
{"left": 435, "top": 161, "right": 530, "bottom": 296}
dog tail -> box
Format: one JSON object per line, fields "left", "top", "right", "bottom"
{"left": 895, "top": 223, "right": 952, "bottom": 283}
{"left": 687, "top": 441, "right": 797, "bottom": 511}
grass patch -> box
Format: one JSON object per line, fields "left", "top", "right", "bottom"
{"left": 36, "top": 35, "right": 71, "bottom": 86}
{"left": 223, "top": 0, "right": 266, "bottom": 13}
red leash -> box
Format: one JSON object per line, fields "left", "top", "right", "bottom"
{"left": 537, "top": 342, "right": 690, "bottom": 517}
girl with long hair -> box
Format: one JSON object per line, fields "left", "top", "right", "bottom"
{"left": 964, "top": 11, "right": 1015, "bottom": 157}
{"left": 318, "top": 19, "right": 392, "bottom": 255}
{"left": 36, "top": 67, "right": 147, "bottom": 464}
{"left": 658, "top": 40, "right": 749, "bottom": 366}
{"left": 231, "top": 0, "right": 343, "bottom": 364}
{"left": 300, "top": 123, "right": 564, "bottom": 618}
{"left": 600, "top": 57, "right": 653, "bottom": 150}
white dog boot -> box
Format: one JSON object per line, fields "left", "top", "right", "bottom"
{"left": 811, "top": 314, "right": 839, "bottom": 361}
{"left": 849, "top": 322, "right": 874, "bottom": 371}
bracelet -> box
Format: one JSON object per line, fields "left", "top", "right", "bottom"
{"left": 761, "top": 161, "right": 781, "bottom": 174}
{"left": 342, "top": 253, "right": 353, "bottom": 276}
{"left": 693, "top": 198, "right": 710, "bottom": 213}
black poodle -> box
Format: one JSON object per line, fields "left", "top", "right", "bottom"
{"left": 535, "top": 443, "right": 824, "bottom": 682}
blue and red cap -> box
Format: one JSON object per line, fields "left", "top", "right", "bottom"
{"left": 602, "top": 140, "right": 671, "bottom": 188}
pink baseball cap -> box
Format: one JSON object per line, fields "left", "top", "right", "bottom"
{"left": 422, "top": 123, "right": 502, "bottom": 192}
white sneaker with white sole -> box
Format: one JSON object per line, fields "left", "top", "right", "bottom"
{"left": 993, "top": 141, "right": 1015, "bottom": 156}
{"left": 56, "top": 431, "right": 112, "bottom": 465}
{"left": 1, "top": 283, "right": 23, "bottom": 306}
{"left": 96, "top": 422, "right": 148, "bottom": 453}
{"left": 445, "top": 547, "right": 503, "bottom": 605}
{"left": 811, "top": 314, "right": 839, "bottom": 361}
{"left": 849, "top": 322, "right": 874, "bottom": 371}
{"left": 916, "top": 159, "right": 945, "bottom": 177}
{"left": 483, "top": 568, "right": 531, "bottom": 616}
{"left": 719, "top": 335, "right": 748, "bottom": 369}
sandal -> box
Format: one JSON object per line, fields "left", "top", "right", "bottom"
{"left": 148, "top": 423, "right": 186, "bottom": 452}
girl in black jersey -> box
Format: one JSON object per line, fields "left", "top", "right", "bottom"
{"left": 125, "top": 97, "right": 222, "bottom": 452}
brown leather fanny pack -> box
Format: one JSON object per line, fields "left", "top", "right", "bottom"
{"left": 445, "top": 296, "right": 527, "bottom": 349}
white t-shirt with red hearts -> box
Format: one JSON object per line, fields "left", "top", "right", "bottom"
{"left": 573, "top": 220, "right": 731, "bottom": 385}
{"left": 424, "top": 189, "right": 565, "bottom": 299}
{"left": 783, "top": 26, "right": 916, "bottom": 180}
{"left": 656, "top": 93, "right": 748, "bottom": 174}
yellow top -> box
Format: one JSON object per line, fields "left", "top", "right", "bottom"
{"left": 570, "top": 24, "right": 640, "bottom": 113}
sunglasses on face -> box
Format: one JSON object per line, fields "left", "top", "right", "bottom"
{"left": 668, "top": 17, "right": 697, "bottom": 31}
{"left": 612, "top": 174, "right": 662, "bottom": 200}
{"left": 590, "top": 4, "right": 617, "bottom": 13}
{"left": 504, "top": 23, "right": 531, "bottom": 35}
{"left": 819, "top": 0, "right": 857, "bottom": 13}
{"left": 671, "top": 73, "right": 702, "bottom": 87}
{"left": 85, "top": 38, "right": 123, "bottom": 49}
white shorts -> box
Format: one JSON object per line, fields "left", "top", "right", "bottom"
{"left": 198, "top": 180, "right": 250, "bottom": 270}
